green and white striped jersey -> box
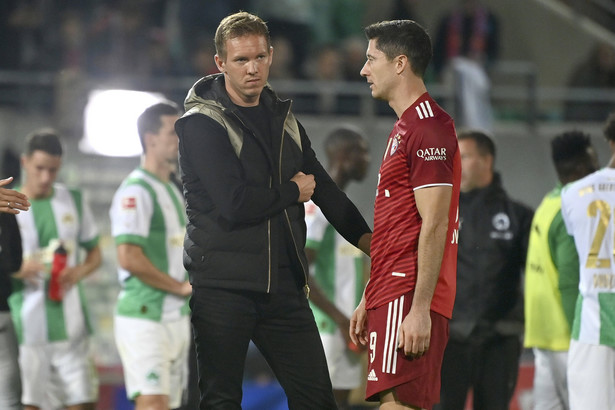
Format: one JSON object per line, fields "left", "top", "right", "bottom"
{"left": 10, "top": 184, "right": 99, "bottom": 346}
{"left": 562, "top": 168, "right": 615, "bottom": 347}
{"left": 305, "top": 201, "right": 365, "bottom": 334}
{"left": 110, "top": 168, "right": 189, "bottom": 322}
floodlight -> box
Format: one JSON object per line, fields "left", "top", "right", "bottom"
{"left": 80, "top": 89, "right": 166, "bottom": 157}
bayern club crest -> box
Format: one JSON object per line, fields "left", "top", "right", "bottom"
{"left": 390, "top": 134, "right": 401, "bottom": 156}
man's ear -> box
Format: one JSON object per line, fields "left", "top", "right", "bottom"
{"left": 214, "top": 54, "right": 225, "bottom": 73}
{"left": 396, "top": 55, "right": 409, "bottom": 75}
{"left": 143, "top": 132, "right": 155, "bottom": 151}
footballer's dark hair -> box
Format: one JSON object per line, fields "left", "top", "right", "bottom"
{"left": 364, "top": 20, "right": 432, "bottom": 78}
{"left": 551, "top": 130, "right": 596, "bottom": 181}
{"left": 24, "top": 128, "right": 63, "bottom": 157}
{"left": 137, "top": 101, "right": 181, "bottom": 151}
{"left": 324, "top": 126, "right": 366, "bottom": 161}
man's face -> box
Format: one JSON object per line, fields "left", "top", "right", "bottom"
{"left": 215, "top": 34, "right": 272, "bottom": 107}
{"left": 343, "top": 139, "right": 370, "bottom": 182}
{"left": 148, "top": 114, "right": 180, "bottom": 167}
{"left": 360, "top": 39, "right": 397, "bottom": 101}
{"left": 459, "top": 138, "right": 492, "bottom": 192}
{"left": 21, "top": 150, "right": 62, "bottom": 198}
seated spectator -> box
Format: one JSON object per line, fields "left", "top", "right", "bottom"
{"left": 564, "top": 42, "right": 615, "bottom": 122}
{"left": 188, "top": 40, "right": 218, "bottom": 78}
{"left": 250, "top": 0, "right": 314, "bottom": 78}
{"left": 340, "top": 36, "right": 367, "bottom": 82}
{"left": 306, "top": 44, "right": 343, "bottom": 81}
{"left": 268, "top": 36, "right": 297, "bottom": 80}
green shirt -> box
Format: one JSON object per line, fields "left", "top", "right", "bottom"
{"left": 524, "top": 185, "right": 579, "bottom": 350}
{"left": 110, "top": 168, "right": 189, "bottom": 322}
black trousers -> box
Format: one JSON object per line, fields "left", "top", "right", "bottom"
{"left": 437, "top": 334, "right": 522, "bottom": 410}
{"left": 190, "top": 286, "right": 337, "bottom": 410}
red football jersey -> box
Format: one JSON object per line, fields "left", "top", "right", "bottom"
{"left": 365, "top": 93, "right": 460, "bottom": 319}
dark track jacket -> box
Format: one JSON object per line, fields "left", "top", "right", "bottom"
{"left": 451, "top": 173, "right": 533, "bottom": 340}
{"left": 0, "top": 213, "right": 22, "bottom": 312}
{"left": 175, "top": 74, "right": 371, "bottom": 294}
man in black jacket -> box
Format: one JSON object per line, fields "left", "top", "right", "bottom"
{"left": 0, "top": 176, "right": 30, "bottom": 409}
{"left": 438, "top": 131, "right": 533, "bottom": 410}
{"left": 175, "top": 12, "right": 372, "bottom": 409}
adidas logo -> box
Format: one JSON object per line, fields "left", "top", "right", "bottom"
{"left": 415, "top": 100, "right": 434, "bottom": 119}
{"left": 367, "top": 369, "right": 379, "bottom": 382}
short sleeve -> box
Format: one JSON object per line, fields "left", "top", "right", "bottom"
{"left": 78, "top": 192, "right": 100, "bottom": 250}
{"left": 110, "top": 184, "right": 154, "bottom": 247}
{"left": 560, "top": 188, "right": 574, "bottom": 235}
{"left": 406, "top": 124, "right": 457, "bottom": 190}
{"left": 304, "top": 200, "right": 328, "bottom": 250}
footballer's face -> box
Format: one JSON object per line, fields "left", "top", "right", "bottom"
{"left": 146, "top": 114, "right": 180, "bottom": 166}
{"left": 21, "top": 150, "right": 62, "bottom": 199}
{"left": 360, "top": 39, "right": 398, "bottom": 102}
{"left": 343, "top": 139, "right": 370, "bottom": 182}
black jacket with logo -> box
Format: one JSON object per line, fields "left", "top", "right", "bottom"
{"left": 451, "top": 173, "right": 533, "bottom": 340}
{"left": 175, "top": 74, "right": 371, "bottom": 293}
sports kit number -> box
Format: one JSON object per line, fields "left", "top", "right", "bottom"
{"left": 369, "top": 332, "right": 377, "bottom": 363}
{"left": 586, "top": 200, "right": 613, "bottom": 269}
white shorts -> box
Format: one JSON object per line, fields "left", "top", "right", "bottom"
{"left": 114, "top": 315, "right": 190, "bottom": 408}
{"left": 320, "top": 329, "right": 362, "bottom": 390}
{"left": 20, "top": 337, "right": 98, "bottom": 408}
{"left": 532, "top": 348, "right": 568, "bottom": 410}
{"left": 568, "top": 339, "right": 615, "bottom": 410}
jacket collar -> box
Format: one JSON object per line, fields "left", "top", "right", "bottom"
{"left": 185, "top": 73, "right": 290, "bottom": 114}
{"left": 461, "top": 172, "right": 506, "bottom": 202}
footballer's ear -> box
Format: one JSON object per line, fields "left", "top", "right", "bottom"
{"left": 396, "top": 54, "right": 409, "bottom": 74}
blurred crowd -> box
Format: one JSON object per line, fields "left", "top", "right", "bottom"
{"left": 1, "top": 0, "right": 614, "bottom": 124}
{"left": 0, "top": 0, "right": 422, "bottom": 82}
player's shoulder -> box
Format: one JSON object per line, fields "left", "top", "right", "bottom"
{"left": 304, "top": 200, "right": 325, "bottom": 220}
{"left": 563, "top": 169, "right": 602, "bottom": 194}
{"left": 53, "top": 183, "right": 82, "bottom": 202}
{"left": 115, "top": 173, "right": 154, "bottom": 200}
{"left": 561, "top": 169, "right": 607, "bottom": 208}
{"left": 404, "top": 98, "right": 455, "bottom": 139}
{"left": 119, "top": 169, "right": 155, "bottom": 189}
{"left": 52, "top": 182, "right": 71, "bottom": 194}
{"left": 410, "top": 94, "right": 453, "bottom": 123}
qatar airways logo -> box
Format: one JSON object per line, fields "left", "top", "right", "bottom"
{"left": 416, "top": 147, "right": 447, "bottom": 161}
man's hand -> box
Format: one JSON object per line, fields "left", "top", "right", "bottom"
{"left": 397, "top": 307, "right": 431, "bottom": 359}
{"left": 0, "top": 177, "right": 30, "bottom": 214}
{"left": 178, "top": 280, "right": 192, "bottom": 297}
{"left": 13, "top": 259, "right": 45, "bottom": 285}
{"left": 358, "top": 233, "right": 372, "bottom": 257}
{"left": 59, "top": 265, "right": 87, "bottom": 289}
{"left": 291, "top": 172, "right": 315, "bottom": 202}
{"left": 349, "top": 297, "right": 369, "bottom": 347}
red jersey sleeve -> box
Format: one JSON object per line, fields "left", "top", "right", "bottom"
{"left": 406, "top": 121, "right": 457, "bottom": 190}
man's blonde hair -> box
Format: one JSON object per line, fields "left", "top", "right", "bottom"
{"left": 214, "top": 12, "right": 271, "bottom": 59}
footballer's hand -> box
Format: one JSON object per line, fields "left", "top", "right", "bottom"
{"left": 397, "top": 307, "right": 431, "bottom": 359}
{"left": 350, "top": 297, "right": 368, "bottom": 346}
{"left": 178, "top": 280, "right": 192, "bottom": 297}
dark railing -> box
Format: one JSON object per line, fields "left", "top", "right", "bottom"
{"left": 2, "top": 62, "right": 615, "bottom": 127}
